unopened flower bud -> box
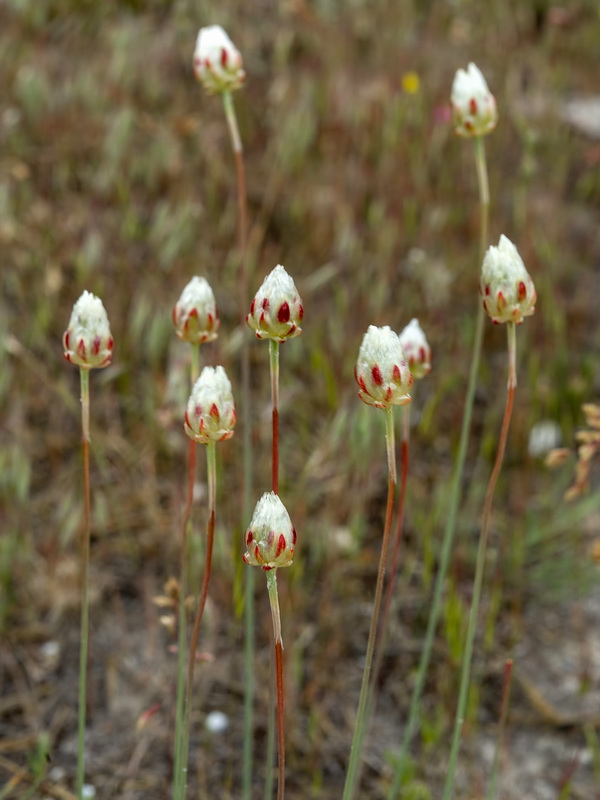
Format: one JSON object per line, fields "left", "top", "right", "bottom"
{"left": 480, "top": 235, "right": 537, "bottom": 324}
{"left": 355, "top": 325, "right": 412, "bottom": 409}
{"left": 63, "top": 291, "right": 113, "bottom": 369}
{"left": 172, "top": 276, "right": 219, "bottom": 345}
{"left": 451, "top": 62, "right": 498, "bottom": 138}
{"left": 243, "top": 492, "right": 297, "bottom": 570}
{"left": 398, "top": 318, "right": 432, "bottom": 380}
{"left": 246, "top": 264, "right": 303, "bottom": 342}
{"left": 193, "top": 25, "right": 245, "bottom": 95}
{"left": 184, "top": 366, "right": 236, "bottom": 444}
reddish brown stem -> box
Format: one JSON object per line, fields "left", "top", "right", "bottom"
{"left": 275, "top": 640, "right": 285, "bottom": 800}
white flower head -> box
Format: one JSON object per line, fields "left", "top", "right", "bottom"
{"left": 355, "top": 325, "right": 412, "bottom": 409}
{"left": 193, "top": 25, "right": 245, "bottom": 95}
{"left": 480, "top": 235, "right": 537, "bottom": 324}
{"left": 243, "top": 492, "right": 297, "bottom": 570}
{"left": 63, "top": 290, "right": 113, "bottom": 369}
{"left": 398, "top": 318, "right": 432, "bottom": 380}
{"left": 246, "top": 264, "right": 303, "bottom": 342}
{"left": 172, "top": 276, "right": 219, "bottom": 345}
{"left": 451, "top": 62, "right": 498, "bottom": 138}
{"left": 184, "top": 366, "right": 236, "bottom": 444}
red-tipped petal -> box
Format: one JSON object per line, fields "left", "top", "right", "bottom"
{"left": 372, "top": 365, "right": 383, "bottom": 385}
{"left": 277, "top": 302, "right": 290, "bottom": 323}
{"left": 518, "top": 281, "right": 527, "bottom": 301}
{"left": 469, "top": 98, "right": 478, "bottom": 115}
{"left": 275, "top": 534, "right": 286, "bottom": 559}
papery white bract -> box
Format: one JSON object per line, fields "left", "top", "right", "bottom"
{"left": 193, "top": 25, "right": 245, "bottom": 95}
{"left": 355, "top": 326, "right": 412, "bottom": 409}
{"left": 243, "top": 492, "right": 297, "bottom": 570}
{"left": 451, "top": 62, "right": 498, "bottom": 137}
{"left": 246, "top": 265, "right": 303, "bottom": 342}
{"left": 63, "top": 291, "right": 113, "bottom": 369}
{"left": 480, "top": 235, "right": 537, "bottom": 324}
{"left": 184, "top": 366, "right": 236, "bottom": 444}
{"left": 398, "top": 318, "right": 432, "bottom": 380}
{"left": 172, "top": 276, "right": 219, "bottom": 345}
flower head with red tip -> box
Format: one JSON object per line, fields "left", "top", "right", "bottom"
{"left": 184, "top": 366, "right": 236, "bottom": 444}
{"left": 246, "top": 265, "right": 303, "bottom": 342}
{"left": 398, "top": 318, "right": 432, "bottom": 380}
{"left": 63, "top": 291, "right": 113, "bottom": 370}
{"left": 480, "top": 235, "right": 537, "bottom": 325}
{"left": 243, "top": 492, "right": 297, "bottom": 571}
{"left": 451, "top": 62, "right": 498, "bottom": 138}
{"left": 193, "top": 25, "right": 245, "bottom": 95}
{"left": 173, "top": 276, "right": 219, "bottom": 345}
{"left": 355, "top": 325, "right": 412, "bottom": 409}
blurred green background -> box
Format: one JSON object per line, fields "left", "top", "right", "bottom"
{"left": 1, "top": 0, "right": 600, "bottom": 798}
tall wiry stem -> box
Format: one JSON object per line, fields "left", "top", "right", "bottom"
{"left": 343, "top": 406, "right": 397, "bottom": 800}
{"left": 76, "top": 368, "right": 91, "bottom": 800}
{"left": 270, "top": 340, "right": 280, "bottom": 494}
{"left": 180, "top": 442, "right": 217, "bottom": 797}
{"left": 266, "top": 569, "right": 285, "bottom": 800}
{"left": 388, "top": 135, "right": 490, "bottom": 799}
{"left": 222, "top": 89, "right": 255, "bottom": 800}
{"left": 173, "top": 346, "right": 200, "bottom": 799}
{"left": 442, "top": 322, "right": 517, "bottom": 800}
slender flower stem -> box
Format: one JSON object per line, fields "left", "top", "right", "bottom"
{"left": 180, "top": 442, "right": 217, "bottom": 797}
{"left": 270, "top": 340, "right": 280, "bottom": 494}
{"left": 266, "top": 569, "right": 285, "bottom": 800}
{"left": 343, "top": 406, "right": 397, "bottom": 800}
{"left": 221, "top": 89, "right": 255, "bottom": 800}
{"left": 388, "top": 135, "right": 490, "bottom": 799}
{"left": 173, "top": 346, "right": 201, "bottom": 800}
{"left": 442, "top": 323, "right": 517, "bottom": 800}
{"left": 76, "top": 368, "right": 91, "bottom": 800}
{"left": 487, "top": 658, "right": 514, "bottom": 800}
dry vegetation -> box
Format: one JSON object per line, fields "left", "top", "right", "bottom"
{"left": 1, "top": 0, "right": 600, "bottom": 798}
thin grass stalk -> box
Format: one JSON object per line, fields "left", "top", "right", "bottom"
{"left": 442, "top": 322, "right": 517, "bottom": 800}
{"left": 487, "top": 657, "right": 514, "bottom": 800}
{"left": 221, "top": 89, "right": 255, "bottom": 800}
{"left": 173, "top": 346, "right": 201, "bottom": 800}
{"left": 76, "top": 368, "right": 91, "bottom": 800}
{"left": 357, "top": 403, "right": 410, "bottom": 775}
{"left": 343, "top": 406, "right": 396, "bottom": 800}
{"left": 180, "top": 441, "right": 217, "bottom": 797}
{"left": 388, "top": 135, "right": 490, "bottom": 799}
{"left": 265, "top": 568, "right": 285, "bottom": 800}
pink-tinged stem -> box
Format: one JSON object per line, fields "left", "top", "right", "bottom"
{"left": 343, "top": 406, "right": 397, "bottom": 800}
{"left": 76, "top": 368, "right": 90, "bottom": 800}
{"left": 270, "top": 340, "right": 280, "bottom": 494}
{"left": 180, "top": 442, "right": 216, "bottom": 796}
{"left": 442, "top": 323, "right": 517, "bottom": 800}
{"left": 266, "top": 568, "right": 285, "bottom": 800}
{"left": 222, "top": 88, "right": 255, "bottom": 800}
{"left": 173, "top": 438, "right": 197, "bottom": 798}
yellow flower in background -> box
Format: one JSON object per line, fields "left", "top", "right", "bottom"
{"left": 402, "top": 71, "right": 420, "bottom": 95}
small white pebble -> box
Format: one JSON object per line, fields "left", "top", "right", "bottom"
{"left": 82, "top": 784, "right": 96, "bottom": 799}
{"left": 40, "top": 640, "right": 60, "bottom": 660}
{"left": 528, "top": 420, "right": 562, "bottom": 458}
{"left": 48, "top": 766, "right": 66, "bottom": 782}
{"left": 205, "top": 710, "right": 229, "bottom": 734}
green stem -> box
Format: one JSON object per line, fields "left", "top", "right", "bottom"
{"left": 343, "top": 406, "right": 396, "bottom": 800}
{"left": 190, "top": 342, "right": 200, "bottom": 385}
{"left": 222, "top": 89, "right": 255, "bottom": 800}
{"left": 180, "top": 442, "right": 217, "bottom": 798}
{"left": 388, "top": 135, "right": 490, "bottom": 799}
{"left": 442, "top": 323, "right": 517, "bottom": 800}
{"left": 270, "top": 340, "right": 280, "bottom": 494}
{"left": 76, "top": 368, "right": 90, "bottom": 800}
{"left": 266, "top": 569, "right": 285, "bottom": 800}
